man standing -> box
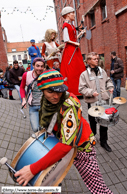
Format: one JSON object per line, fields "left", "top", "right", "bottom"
{"left": 28, "top": 39, "right": 41, "bottom": 70}
{"left": 110, "top": 51, "right": 124, "bottom": 98}
{"left": 79, "top": 52, "right": 114, "bottom": 152}
{"left": 20, "top": 57, "right": 45, "bottom": 132}
{"left": 10, "top": 60, "right": 24, "bottom": 102}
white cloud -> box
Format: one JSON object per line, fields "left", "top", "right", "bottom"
{"left": 0, "top": 0, "right": 57, "bottom": 42}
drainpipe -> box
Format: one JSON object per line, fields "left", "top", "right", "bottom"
{"left": 73, "top": 0, "right": 79, "bottom": 41}
{"left": 53, "top": 1, "right": 60, "bottom": 43}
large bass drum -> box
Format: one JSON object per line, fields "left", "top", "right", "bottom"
{"left": 10, "top": 129, "right": 77, "bottom": 193}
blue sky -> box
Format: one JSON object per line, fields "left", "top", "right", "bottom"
{"left": 0, "top": 0, "right": 57, "bottom": 42}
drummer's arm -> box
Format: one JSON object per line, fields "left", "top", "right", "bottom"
{"left": 41, "top": 43, "right": 47, "bottom": 58}
{"left": 30, "top": 142, "right": 72, "bottom": 175}
{"left": 20, "top": 72, "right": 27, "bottom": 98}
{"left": 14, "top": 142, "right": 72, "bottom": 186}
{"left": 20, "top": 72, "right": 27, "bottom": 108}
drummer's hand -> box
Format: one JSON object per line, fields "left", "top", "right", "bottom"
{"left": 110, "top": 70, "right": 115, "bottom": 74}
{"left": 14, "top": 165, "right": 34, "bottom": 186}
{"left": 93, "top": 92, "right": 99, "bottom": 97}
{"left": 109, "top": 88, "right": 114, "bottom": 93}
{"left": 22, "top": 98, "right": 26, "bottom": 109}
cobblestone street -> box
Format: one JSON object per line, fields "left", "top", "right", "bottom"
{"left": 0, "top": 88, "right": 127, "bottom": 194}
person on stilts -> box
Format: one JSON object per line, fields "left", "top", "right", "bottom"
{"left": 60, "top": 6, "right": 86, "bottom": 97}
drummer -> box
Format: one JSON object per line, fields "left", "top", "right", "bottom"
{"left": 15, "top": 69, "right": 113, "bottom": 194}
{"left": 79, "top": 52, "right": 114, "bottom": 152}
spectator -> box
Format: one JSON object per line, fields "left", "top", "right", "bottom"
{"left": 53, "top": 61, "right": 60, "bottom": 72}
{"left": 10, "top": 60, "right": 24, "bottom": 102}
{"left": 28, "top": 39, "right": 41, "bottom": 70}
{"left": 110, "top": 51, "right": 124, "bottom": 98}
{"left": 9, "top": 64, "right": 13, "bottom": 69}
{"left": 0, "top": 69, "right": 8, "bottom": 99}
{"left": 97, "top": 55, "right": 105, "bottom": 69}
{"left": 79, "top": 52, "right": 114, "bottom": 152}
{"left": 84, "top": 60, "right": 88, "bottom": 69}
{"left": 26, "top": 64, "right": 31, "bottom": 72}
{"left": 4, "top": 66, "right": 15, "bottom": 100}
{"left": 20, "top": 57, "right": 45, "bottom": 132}
{"left": 19, "top": 63, "right": 26, "bottom": 72}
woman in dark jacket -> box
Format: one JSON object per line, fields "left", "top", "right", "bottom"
{"left": 4, "top": 66, "right": 15, "bottom": 100}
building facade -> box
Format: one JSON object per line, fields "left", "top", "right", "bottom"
{"left": 54, "top": 0, "right": 127, "bottom": 86}
{"left": 0, "top": 12, "right": 8, "bottom": 72}
{"left": 7, "top": 42, "right": 43, "bottom": 68}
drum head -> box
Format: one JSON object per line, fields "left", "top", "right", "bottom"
{"left": 10, "top": 129, "right": 77, "bottom": 191}
{"left": 113, "top": 97, "right": 127, "bottom": 104}
{"left": 88, "top": 106, "right": 105, "bottom": 117}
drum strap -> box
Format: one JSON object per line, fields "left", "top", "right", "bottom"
{"left": 47, "top": 112, "right": 58, "bottom": 134}
{"left": 95, "top": 76, "right": 102, "bottom": 103}
{"left": 87, "top": 66, "right": 103, "bottom": 81}
{"left": 75, "top": 121, "right": 83, "bottom": 146}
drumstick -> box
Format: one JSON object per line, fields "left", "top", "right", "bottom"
{"left": 20, "top": 106, "right": 27, "bottom": 119}
{"left": 0, "top": 157, "right": 17, "bottom": 174}
{"left": 0, "top": 157, "right": 31, "bottom": 186}
{"left": 99, "top": 89, "right": 109, "bottom": 94}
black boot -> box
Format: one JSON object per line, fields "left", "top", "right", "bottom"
{"left": 9, "top": 95, "right": 15, "bottom": 100}
{"left": 0, "top": 90, "right": 3, "bottom": 98}
{"left": 100, "top": 142, "right": 112, "bottom": 152}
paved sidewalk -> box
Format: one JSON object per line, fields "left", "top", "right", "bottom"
{"left": 0, "top": 88, "right": 127, "bottom": 194}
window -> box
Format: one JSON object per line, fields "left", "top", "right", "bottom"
{"left": 12, "top": 49, "right": 16, "bottom": 52}
{"left": 99, "top": 53, "right": 104, "bottom": 58}
{"left": 89, "top": 10, "right": 95, "bottom": 27}
{"left": 101, "top": 0, "right": 107, "bottom": 20}
{"left": 18, "top": 55, "right": 21, "bottom": 60}
{"left": 24, "top": 54, "right": 27, "bottom": 59}
{"left": 13, "top": 55, "right": 17, "bottom": 61}
{"left": 82, "top": 54, "right": 86, "bottom": 61}
{"left": 2, "top": 33, "right": 5, "bottom": 41}
{"left": 90, "top": 11, "right": 95, "bottom": 27}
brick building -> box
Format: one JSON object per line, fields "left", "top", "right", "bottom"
{"left": 54, "top": 0, "right": 127, "bottom": 86}
{"left": 0, "top": 12, "right": 8, "bottom": 72}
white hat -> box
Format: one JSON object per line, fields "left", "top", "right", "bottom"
{"left": 61, "top": 6, "right": 75, "bottom": 16}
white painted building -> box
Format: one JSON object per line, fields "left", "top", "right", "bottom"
{"left": 7, "top": 41, "right": 43, "bottom": 68}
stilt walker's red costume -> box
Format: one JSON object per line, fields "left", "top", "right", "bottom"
{"left": 60, "top": 22, "right": 86, "bottom": 96}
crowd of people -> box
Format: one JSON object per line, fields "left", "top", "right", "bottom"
{"left": 0, "top": 5, "right": 124, "bottom": 194}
